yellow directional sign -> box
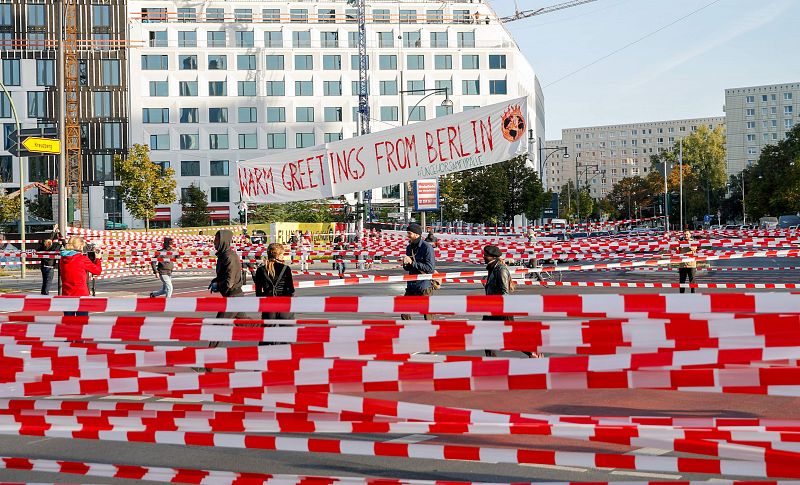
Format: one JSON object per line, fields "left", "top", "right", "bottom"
{"left": 21, "top": 137, "right": 61, "bottom": 154}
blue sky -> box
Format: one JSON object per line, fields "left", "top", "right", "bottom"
{"left": 496, "top": 0, "right": 800, "bottom": 139}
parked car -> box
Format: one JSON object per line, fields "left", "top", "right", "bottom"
{"left": 778, "top": 215, "right": 800, "bottom": 228}
{"left": 105, "top": 221, "right": 128, "bottom": 230}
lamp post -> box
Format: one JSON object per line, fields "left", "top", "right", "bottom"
{"left": 399, "top": 87, "right": 452, "bottom": 230}
{"left": 529, "top": 132, "right": 568, "bottom": 192}
{"left": 0, "top": 80, "right": 26, "bottom": 278}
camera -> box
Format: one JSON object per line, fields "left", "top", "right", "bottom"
{"left": 84, "top": 243, "right": 98, "bottom": 263}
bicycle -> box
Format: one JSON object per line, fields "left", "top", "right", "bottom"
{"left": 523, "top": 258, "right": 563, "bottom": 283}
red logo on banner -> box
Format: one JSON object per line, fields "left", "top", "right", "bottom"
{"left": 501, "top": 104, "right": 526, "bottom": 142}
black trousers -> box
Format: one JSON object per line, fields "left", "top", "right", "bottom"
{"left": 679, "top": 267, "right": 696, "bottom": 293}
{"left": 401, "top": 286, "right": 435, "bottom": 320}
{"left": 40, "top": 266, "right": 54, "bottom": 295}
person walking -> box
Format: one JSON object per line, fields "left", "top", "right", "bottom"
{"left": 59, "top": 236, "right": 102, "bottom": 316}
{"left": 254, "top": 243, "right": 295, "bottom": 320}
{"left": 150, "top": 237, "right": 174, "bottom": 298}
{"left": 677, "top": 229, "right": 698, "bottom": 294}
{"left": 332, "top": 232, "right": 347, "bottom": 278}
{"left": 38, "top": 238, "right": 60, "bottom": 295}
{"left": 400, "top": 223, "right": 436, "bottom": 320}
{"left": 208, "top": 230, "right": 246, "bottom": 321}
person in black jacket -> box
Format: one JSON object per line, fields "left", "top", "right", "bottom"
{"left": 150, "top": 237, "right": 174, "bottom": 298}
{"left": 254, "top": 243, "right": 295, "bottom": 320}
{"left": 209, "top": 230, "right": 245, "bottom": 320}
{"left": 38, "top": 238, "right": 60, "bottom": 295}
{"left": 401, "top": 223, "right": 436, "bottom": 320}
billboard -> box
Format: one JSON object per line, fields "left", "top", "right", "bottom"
{"left": 414, "top": 179, "right": 440, "bottom": 212}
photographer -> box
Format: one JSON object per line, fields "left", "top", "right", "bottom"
{"left": 59, "top": 236, "right": 102, "bottom": 315}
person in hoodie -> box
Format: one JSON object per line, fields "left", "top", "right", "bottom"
{"left": 150, "top": 237, "right": 174, "bottom": 298}
{"left": 59, "top": 236, "right": 102, "bottom": 315}
{"left": 208, "top": 229, "right": 246, "bottom": 320}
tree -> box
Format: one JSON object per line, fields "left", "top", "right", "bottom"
{"left": 439, "top": 173, "right": 466, "bottom": 221}
{"left": 0, "top": 191, "right": 21, "bottom": 224}
{"left": 603, "top": 176, "right": 651, "bottom": 220}
{"left": 114, "top": 144, "right": 176, "bottom": 230}
{"left": 679, "top": 125, "right": 727, "bottom": 215}
{"left": 26, "top": 194, "right": 52, "bottom": 220}
{"left": 745, "top": 124, "right": 800, "bottom": 219}
{"left": 179, "top": 184, "right": 210, "bottom": 227}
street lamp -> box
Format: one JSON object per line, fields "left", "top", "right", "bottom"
{"left": 528, "top": 133, "right": 568, "bottom": 190}
{"left": 0, "top": 80, "right": 27, "bottom": 278}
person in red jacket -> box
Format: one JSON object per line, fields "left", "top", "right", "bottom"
{"left": 59, "top": 236, "right": 102, "bottom": 315}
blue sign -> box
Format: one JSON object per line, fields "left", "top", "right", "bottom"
{"left": 704, "top": 214, "right": 712, "bottom": 224}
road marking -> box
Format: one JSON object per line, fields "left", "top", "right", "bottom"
{"left": 384, "top": 434, "right": 437, "bottom": 444}
{"left": 610, "top": 470, "right": 682, "bottom": 479}
{"left": 630, "top": 447, "right": 670, "bottom": 455}
{"left": 28, "top": 437, "right": 54, "bottom": 445}
{"left": 520, "top": 463, "right": 587, "bottom": 473}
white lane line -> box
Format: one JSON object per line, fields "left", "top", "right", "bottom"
{"left": 610, "top": 470, "right": 682, "bottom": 479}
{"left": 384, "top": 434, "right": 437, "bottom": 444}
{"left": 520, "top": 463, "right": 587, "bottom": 473}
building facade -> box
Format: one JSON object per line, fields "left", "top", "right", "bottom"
{"left": 0, "top": 0, "right": 129, "bottom": 228}
{"left": 724, "top": 82, "right": 799, "bottom": 175}
{"left": 126, "top": 0, "right": 544, "bottom": 228}
{"left": 546, "top": 117, "right": 725, "bottom": 199}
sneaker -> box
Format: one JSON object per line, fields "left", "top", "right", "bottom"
{"left": 149, "top": 292, "right": 155, "bottom": 298}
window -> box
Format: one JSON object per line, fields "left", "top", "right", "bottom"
{"left": 267, "top": 133, "right": 286, "bottom": 149}
{"left": 290, "top": 8, "right": 308, "bottom": 22}
{"left": 407, "top": 79, "right": 424, "bottom": 93}
{"left": 436, "top": 105, "right": 454, "bottom": 118}
{"left": 91, "top": 33, "right": 110, "bottom": 51}
{"left": 489, "top": 55, "right": 506, "bottom": 69}
{"left": 35, "top": 59, "right": 55, "bottom": 86}
{"left": 462, "top": 79, "right": 480, "bottom": 95}
{"left": 208, "top": 31, "right": 226, "bottom": 47}
{"left": 0, "top": 155, "right": 10, "bottom": 182}
{"left": 746, "top": 134, "right": 756, "bottom": 142}
{"left": 295, "top": 80, "right": 313, "bottom": 96}
{"left": 296, "top": 106, "right": 314, "bottom": 122}
{"left": 408, "top": 106, "right": 426, "bottom": 122}
{"left": 209, "top": 133, "right": 229, "bottom": 150}
{"left": 745, "top": 108, "right": 756, "bottom": 116}
{"left": 206, "top": 8, "right": 224, "bottom": 22}
{"left": 318, "top": 8, "right": 335, "bottom": 23}
{"left": 149, "top": 133, "right": 170, "bottom": 150}
{"left": 296, "top": 132, "right": 315, "bottom": 148}
{"left": 211, "top": 187, "right": 230, "bottom": 202}
{"left": 324, "top": 107, "right": 343, "bottom": 122}
{"left": 101, "top": 59, "right": 120, "bottom": 86}
{"left": 292, "top": 31, "right": 311, "bottom": 47}
{"left": 748, "top": 147, "right": 758, "bottom": 155}
{"left": 2, "top": 60, "right": 20, "bottom": 86}
{"left": 350, "top": 55, "right": 369, "bottom": 70}
{"left": 0, "top": 32, "right": 11, "bottom": 50}
{"left": 407, "top": 55, "right": 424, "bottom": 70}
{"left": 267, "top": 107, "right": 286, "bottom": 122}
{"left": 457, "top": 31, "right": 475, "bottom": 47}
{"left": 454, "top": 9, "right": 471, "bottom": 23}
{"left": 264, "top": 31, "right": 283, "bottom": 47}
{"left": 238, "top": 133, "right": 257, "bottom": 149}
{"left": 746, "top": 95, "right": 755, "bottom": 103}
{"left": 435, "top": 79, "right": 452, "bottom": 95}
{"left": 381, "top": 106, "right": 398, "bottom": 121}
{"left": 785, "top": 106, "right": 794, "bottom": 115}
{"left": 0, "top": 4, "right": 11, "bottom": 26}
{"left": 266, "top": 80, "right": 285, "bottom": 96}
{"left": 180, "top": 108, "right": 198, "bottom": 123}
{"left": 209, "top": 160, "right": 229, "bottom": 176}
{"left": 142, "top": 55, "right": 168, "bottom": 70}
{"left": 434, "top": 55, "right": 452, "bottom": 70}
{"left": 373, "top": 9, "right": 390, "bottom": 23}
{"left": 237, "top": 55, "right": 256, "bottom": 70}
{"left": 403, "top": 31, "right": 421, "bottom": 48}
{"left": 489, "top": 79, "right": 507, "bottom": 95}
{"left": 179, "top": 81, "right": 197, "bottom": 96}
{"left": 323, "top": 55, "right": 342, "bottom": 70}
{"left": 786, "top": 119, "right": 795, "bottom": 129}
{"left": 91, "top": 154, "right": 113, "bottom": 182}
{"left": 348, "top": 31, "right": 359, "bottom": 48}
{"left": 430, "top": 32, "right": 448, "bottom": 48}
{"left": 102, "top": 123, "right": 122, "bottom": 149}
{"left": 462, "top": 55, "right": 479, "bottom": 69}
{"left": 379, "top": 55, "right": 397, "bottom": 70}
{"left": 378, "top": 32, "right": 394, "bottom": 48}
{"left": 209, "top": 81, "right": 227, "bottom": 96}
{"left": 208, "top": 55, "right": 226, "bottom": 70}
{"left": 351, "top": 81, "right": 370, "bottom": 96}
{"left": 238, "top": 107, "right": 257, "bottom": 123}
{"left": 27, "top": 91, "right": 46, "bottom": 118}
{"left": 177, "top": 8, "right": 196, "bottom": 22}
{"left": 143, "top": 107, "right": 168, "bottom": 123}
{"left": 321, "top": 31, "right": 339, "bottom": 48}
{"left": 180, "top": 133, "right": 199, "bottom": 150}
{"left": 209, "top": 108, "right": 228, "bottom": 123}
{"left": 235, "top": 31, "right": 254, "bottom": 47}
{"left": 179, "top": 55, "right": 198, "bottom": 70}
{"left": 28, "top": 157, "right": 50, "bottom": 182}
{"left": 324, "top": 132, "right": 343, "bottom": 143}
{"left": 323, "top": 80, "right": 341, "bottom": 96}
{"left": 238, "top": 81, "right": 256, "bottom": 96}
{"left": 262, "top": 8, "right": 280, "bottom": 23}
{"left": 149, "top": 31, "right": 168, "bottom": 47}
{"left": 785, "top": 92, "right": 793, "bottom": 101}
{"left": 380, "top": 80, "right": 397, "bottom": 95}
{"left": 234, "top": 8, "right": 252, "bottom": 22}
{"left": 382, "top": 185, "right": 400, "bottom": 199}
{"left": 27, "top": 4, "right": 45, "bottom": 26}
{"left": 0, "top": 96, "right": 10, "bottom": 118}
{"left": 181, "top": 161, "right": 200, "bottom": 176}
{"left": 746, "top": 121, "right": 755, "bottom": 129}
{"left": 266, "top": 55, "right": 284, "bottom": 70}
{"left": 295, "top": 55, "right": 313, "bottom": 70}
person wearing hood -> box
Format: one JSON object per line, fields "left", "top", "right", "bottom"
{"left": 208, "top": 230, "right": 246, "bottom": 321}
{"left": 38, "top": 238, "right": 60, "bottom": 295}
{"left": 59, "top": 236, "right": 102, "bottom": 315}
{"left": 150, "top": 237, "right": 175, "bottom": 298}
{"left": 400, "top": 223, "right": 436, "bottom": 320}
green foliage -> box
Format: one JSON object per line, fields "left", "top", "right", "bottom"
{"left": 0, "top": 191, "right": 21, "bottom": 224}
{"left": 179, "top": 183, "right": 210, "bottom": 227}
{"left": 745, "top": 124, "right": 800, "bottom": 218}
{"left": 602, "top": 176, "right": 652, "bottom": 219}
{"left": 250, "top": 200, "right": 333, "bottom": 223}
{"left": 26, "top": 194, "right": 52, "bottom": 220}
{"left": 114, "top": 144, "right": 177, "bottom": 230}
{"left": 557, "top": 182, "right": 593, "bottom": 222}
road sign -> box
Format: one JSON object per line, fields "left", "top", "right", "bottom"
{"left": 7, "top": 128, "right": 59, "bottom": 157}
{"left": 21, "top": 137, "right": 60, "bottom": 154}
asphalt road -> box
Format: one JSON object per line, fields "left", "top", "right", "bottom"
{"left": 0, "top": 258, "right": 798, "bottom": 483}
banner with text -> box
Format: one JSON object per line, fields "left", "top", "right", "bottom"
{"left": 237, "top": 97, "right": 528, "bottom": 203}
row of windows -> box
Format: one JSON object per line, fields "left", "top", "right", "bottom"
{"left": 745, "top": 106, "right": 795, "bottom": 116}
{"left": 147, "top": 132, "right": 336, "bottom": 150}
{"left": 744, "top": 93, "right": 794, "bottom": 103}
{"left": 148, "top": 29, "right": 478, "bottom": 49}
{"left": 141, "top": 6, "right": 483, "bottom": 25}
{"left": 746, "top": 135, "right": 793, "bottom": 155}
{"left": 145, "top": 78, "right": 506, "bottom": 98}
{"left": 143, "top": 52, "right": 507, "bottom": 71}
{"left": 0, "top": 4, "right": 113, "bottom": 28}
{"left": 2, "top": 58, "right": 121, "bottom": 86}
{"left": 573, "top": 124, "right": 715, "bottom": 139}
{"left": 745, "top": 119, "right": 795, "bottom": 130}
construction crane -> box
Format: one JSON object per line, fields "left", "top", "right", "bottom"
{"left": 63, "top": 0, "right": 82, "bottom": 228}
{"left": 349, "top": 0, "right": 370, "bottom": 137}
{"left": 501, "top": 0, "right": 600, "bottom": 23}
